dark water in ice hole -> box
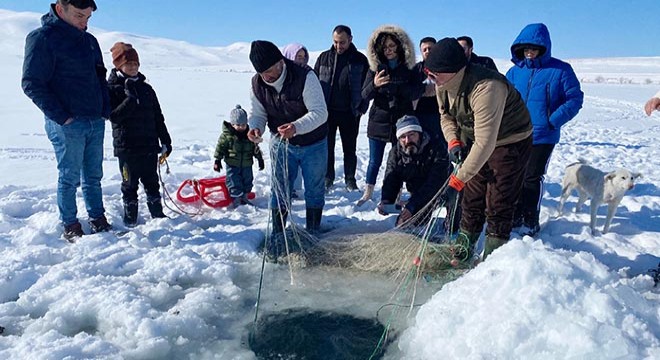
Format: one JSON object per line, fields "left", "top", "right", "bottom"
{"left": 241, "top": 264, "right": 457, "bottom": 359}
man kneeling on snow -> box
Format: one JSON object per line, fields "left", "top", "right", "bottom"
{"left": 378, "top": 116, "right": 451, "bottom": 227}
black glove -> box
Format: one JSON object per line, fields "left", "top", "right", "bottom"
{"left": 213, "top": 160, "right": 222, "bottom": 172}
{"left": 448, "top": 140, "right": 466, "bottom": 163}
{"left": 258, "top": 159, "right": 265, "bottom": 171}
{"left": 124, "top": 77, "right": 138, "bottom": 99}
{"left": 162, "top": 144, "right": 172, "bottom": 156}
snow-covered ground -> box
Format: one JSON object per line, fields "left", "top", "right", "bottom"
{"left": 0, "top": 9, "right": 659, "bottom": 359}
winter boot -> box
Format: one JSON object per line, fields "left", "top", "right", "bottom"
{"left": 483, "top": 234, "right": 508, "bottom": 260}
{"left": 123, "top": 201, "right": 139, "bottom": 227}
{"left": 345, "top": 178, "right": 358, "bottom": 191}
{"left": 519, "top": 221, "right": 540, "bottom": 237}
{"left": 147, "top": 199, "right": 167, "bottom": 219}
{"left": 356, "top": 184, "right": 374, "bottom": 206}
{"left": 325, "top": 178, "right": 334, "bottom": 191}
{"left": 89, "top": 215, "right": 112, "bottom": 234}
{"left": 451, "top": 229, "right": 480, "bottom": 263}
{"left": 266, "top": 209, "right": 288, "bottom": 262}
{"left": 63, "top": 221, "right": 85, "bottom": 242}
{"left": 306, "top": 208, "right": 323, "bottom": 234}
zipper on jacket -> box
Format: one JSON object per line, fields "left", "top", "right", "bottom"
{"left": 525, "top": 69, "right": 535, "bottom": 101}
{"left": 546, "top": 83, "right": 554, "bottom": 130}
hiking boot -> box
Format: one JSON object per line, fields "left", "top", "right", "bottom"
{"left": 63, "top": 222, "right": 84, "bottom": 242}
{"left": 345, "top": 178, "right": 358, "bottom": 191}
{"left": 123, "top": 201, "right": 138, "bottom": 227}
{"left": 89, "top": 215, "right": 112, "bottom": 234}
{"left": 324, "top": 178, "right": 333, "bottom": 191}
{"left": 147, "top": 199, "right": 167, "bottom": 218}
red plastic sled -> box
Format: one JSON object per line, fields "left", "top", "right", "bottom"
{"left": 176, "top": 176, "right": 255, "bottom": 208}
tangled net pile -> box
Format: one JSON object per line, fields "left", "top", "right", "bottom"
{"left": 265, "top": 171, "right": 471, "bottom": 281}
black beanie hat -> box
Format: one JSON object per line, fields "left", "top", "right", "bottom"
{"left": 249, "top": 40, "right": 284, "bottom": 73}
{"left": 424, "top": 37, "right": 468, "bottom": 73}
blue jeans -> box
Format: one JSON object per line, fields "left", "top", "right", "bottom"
{"left": 225, "top": 164, "right": 254, "bottom": 198}
{"left": 45, "top": 117, "right": 106, "bottom": 225}
{"left": 365, "top": 138, "right": 388, "bottom": 185}
{"left": 270, "top": 137, "right": 327, "bottom": 210}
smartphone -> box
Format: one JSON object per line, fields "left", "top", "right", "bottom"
{"left": 377, "top": 64, "right": 389, "bottom": 76}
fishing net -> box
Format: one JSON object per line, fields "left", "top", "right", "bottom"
{"left": 263, "top": 154, "right": 472, "bottom": 282}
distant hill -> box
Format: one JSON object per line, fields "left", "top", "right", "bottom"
{"left": 2, "top": 9, "right": 659, "bottom": 84}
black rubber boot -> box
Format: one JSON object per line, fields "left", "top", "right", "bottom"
{"left": 271, "top": 209, "right": 288, "bottom": 235}
{"left": 305, "top": 208, "right": 323, "bottom": 234}
{"left": 124, "top": 201, "right": 139, "bottom": 227}
{"left": 147, "top": 199, "right": 167, "bottom": 218}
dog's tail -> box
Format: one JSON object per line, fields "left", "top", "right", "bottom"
{"left": 566, "top": 158, "right": 588, "bottom": 169}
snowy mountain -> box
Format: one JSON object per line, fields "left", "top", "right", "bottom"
{"left": 0, "top": 9, "right": 658, "bottom": 360}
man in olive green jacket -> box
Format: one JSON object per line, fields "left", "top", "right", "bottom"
{"left": 424, "top": 38, "right": 533, "bottom": 263}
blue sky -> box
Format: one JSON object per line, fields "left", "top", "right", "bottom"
{"left": 3, "top": 0, "right": 658, "bottom": 59}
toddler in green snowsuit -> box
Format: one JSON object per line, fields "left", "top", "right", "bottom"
{"left": 213, "top": 105, "right": 265, "bottom": 206}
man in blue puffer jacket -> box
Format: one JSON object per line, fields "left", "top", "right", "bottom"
{"left": 506, "top": 23, "right": 583, "bottom": 236}
{"left": 22, "top": 0, "right": 112, "bottom": 241}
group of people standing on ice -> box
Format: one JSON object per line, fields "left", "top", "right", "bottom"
{"left": 26, "top": 0, "right": 660, "bottom": 264}
{"left": 243, "top": 21, "right": 585, "bottom": 262}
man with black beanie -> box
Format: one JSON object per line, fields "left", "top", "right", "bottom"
{"left": 425, "top": 37, "right": 533, "bottom": 263}
{"left": 246, "top": 40, "right": 328, "bottom": 261}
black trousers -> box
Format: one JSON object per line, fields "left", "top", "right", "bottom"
{"left": 515, "top": 143, "right": 555, "bottom": 225}
{"left": 326, "top": 109, "right": 360, "bottom": 182}
{"left": 118, "top": 153, "right": 160, "bottom": 204}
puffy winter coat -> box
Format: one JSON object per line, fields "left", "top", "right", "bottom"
{"left": 506, "top": 23, "right": 584, "bottom": 145}
{"left": 214, "top": 122, "right": 264, "bottom": 168}
{"left": 22, "top": 4, "right": 110, "bottom": 124}
{"left": 381, "top": 133, "right": 450, "bottom": 215}
{"left": 107, "top": 69, "right": 172, "bottom": 157}
{"left": 362, "top": 25, "right": 424, "bottom": 142}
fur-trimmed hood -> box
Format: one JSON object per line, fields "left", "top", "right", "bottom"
{"left": 366, "top": 24, "right": 416, "bottom": 71}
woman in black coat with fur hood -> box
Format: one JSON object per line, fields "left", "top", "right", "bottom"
{"left": 358, "top": 25, "right": 424, "bottom": 206}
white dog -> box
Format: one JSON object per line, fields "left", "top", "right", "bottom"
{"left": 558, "top": 160, "right": 641, "bottom": 234}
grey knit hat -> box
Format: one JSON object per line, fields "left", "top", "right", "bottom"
{"left": 395, "top": 115, "right": 422, "bottom": 138}
{"left": 229, "top": 105, "right": 248, "bottom": 125}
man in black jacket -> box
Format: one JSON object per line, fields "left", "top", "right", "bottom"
{"left": 22, "top": 0, "right": 112, "bottom": 241}
{"left": 378, "top": 116, "right": 451, "bottom": 227}
{"left": 314, "top": 25, "right": 369, "bottom": 191}
{"left": 412, "top": 36, "right": 443, "bottom": 142}
{"left": 457, "top": 36, "right": 499, "bottom": 72}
